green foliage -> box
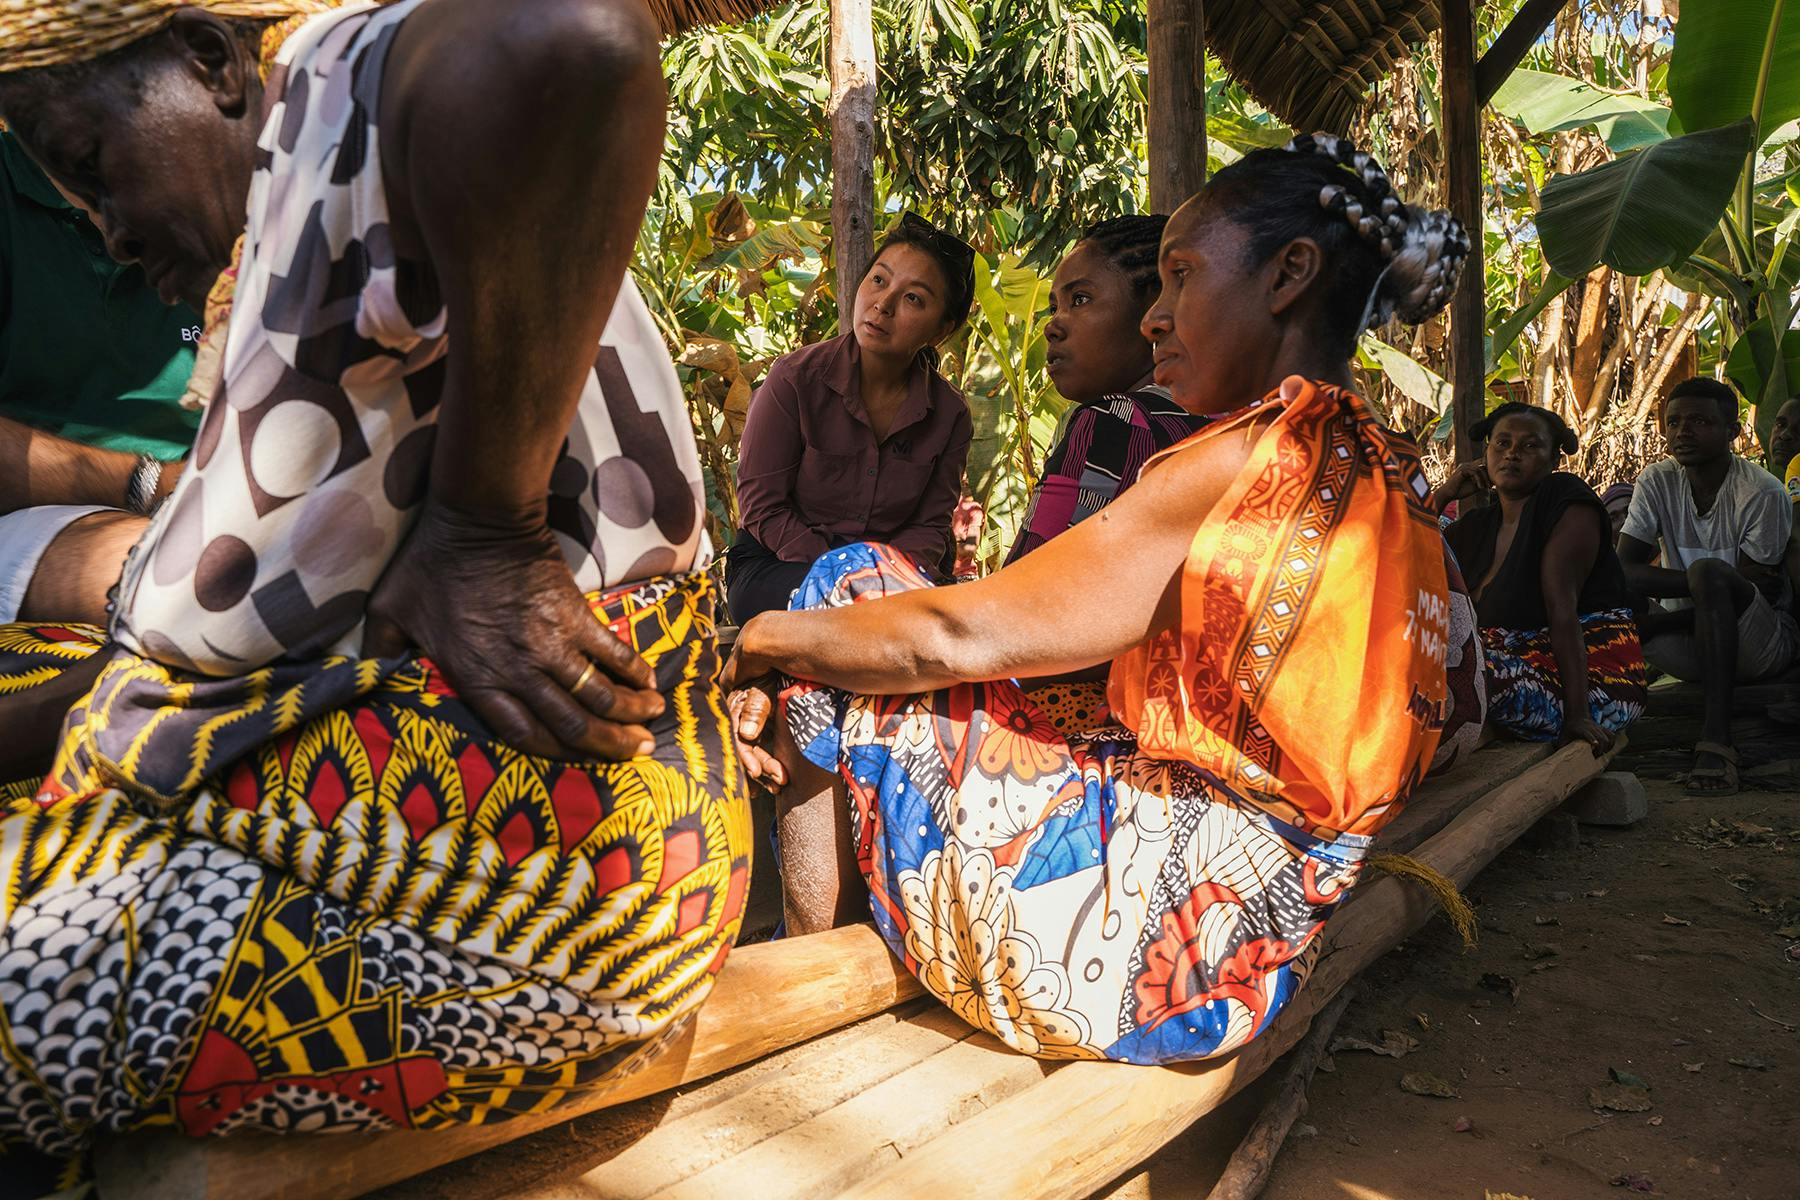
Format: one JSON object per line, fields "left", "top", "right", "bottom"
{"left": 1527, "top": 0, "right": 1800, "bottom": 441}
{"left": 1491, "top": 68, "right": 1670, "bottom": 152}
{"left": 952, "top": 252, "right": 1065, "bottom": 567}
{"left": 1668, "top": 0, "right": 1800, "bottom": 138}
{"left": 659, "top": 0, "right": 1152, "bottom": 260}
{"left": 641, "top": 0, "right": 1296, "bottom": 556}
{"left": 1360, "top": 338, "right": 1450, "bottom": 415}
{"left": 1725, "top": 314, "right": 1800, "bottom": 406}
{"left": 1535, "top": 119, "right": 1757, "bottom": 277}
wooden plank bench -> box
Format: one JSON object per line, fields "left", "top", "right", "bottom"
{"left": 101, "top": 737, "right": 1613, "bottom": 1200}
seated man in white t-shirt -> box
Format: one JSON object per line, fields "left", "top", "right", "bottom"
{"left": 1618, "top": 379, "right": 1799, "bottom": 796}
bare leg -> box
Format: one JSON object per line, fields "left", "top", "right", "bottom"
{"left": 19, "top": 511, "right": 147, "bottom": 627}
{"left": 1686, "top": 557, "right": 1755, "bottom": 789}
{"left": 768, "top": 715, "right": 866, "bottom": 934}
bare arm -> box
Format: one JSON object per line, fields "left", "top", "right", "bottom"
{"left": 1617, "top": 532, "right": 1688, "bottom": 598}
{"left": 732, "top": 415, "right": 1268, "bottom": 693}
{"left": 0, "top": 416, "right": 173, "bottom": 514}
{"left": 1736, "top": 550, "right": 1784, "bottom": 603}
{"left": 360, "top": 0, "right": 669, "bottom": 759}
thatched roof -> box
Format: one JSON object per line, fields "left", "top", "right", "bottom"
{"left": 646, "top": 0, "right": 785, "bottom": 38}
{"left": 1207, "top": 0, "right": 1438, "bottom": 134}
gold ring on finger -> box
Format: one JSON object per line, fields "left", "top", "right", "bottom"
{"left": 573, "top": 662, "right": 599, "bottom": 698}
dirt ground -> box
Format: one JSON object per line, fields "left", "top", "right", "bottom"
{"left": 1115, "top": 677, "right": 1797, "bottom": 1200}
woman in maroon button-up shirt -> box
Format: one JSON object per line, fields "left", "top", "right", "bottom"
{"left": 728, "top": 215, "right": 975, "bottom": 622}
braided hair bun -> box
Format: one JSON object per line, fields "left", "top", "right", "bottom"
{"left": 1284, "top": 133, "right": 1471, "bottom": 329}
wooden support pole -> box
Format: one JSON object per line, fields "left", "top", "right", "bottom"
{"left": 1476, "top": 0, "right": 1572, "bottom": 106}
{"left": 1147, "top": 0, "right": 1207, "bottom": 213}
{"left": 829, "top": 0, "right": 877, "bottom": 324}
{"left": 1442, "top": 0, "right": 1486, "bottom": 463}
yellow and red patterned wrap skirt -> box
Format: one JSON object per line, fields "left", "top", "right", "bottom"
{"left": 0, "top": 573, "right": 749, "bottom": 1190}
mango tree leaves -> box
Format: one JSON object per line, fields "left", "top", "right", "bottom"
{"left": 1669, "top": 0, "right": 1800, "bottom": 142}
{"left": 1537, "top": 119, "right": 1758, "bottom": 278}
{"left": 1492, "top": 68, "right": 1670, "bottom": 152}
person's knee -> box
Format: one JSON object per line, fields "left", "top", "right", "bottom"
{"left": 1685, "top": 557, "right": 1746, "bottom": 609}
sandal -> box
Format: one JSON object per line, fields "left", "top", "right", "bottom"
{"left": 1684, "top": 740, "right": 1740, "bottom": 797}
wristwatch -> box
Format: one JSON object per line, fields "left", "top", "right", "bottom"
{"left": 125, "top": 454, "right": 165, "bottom": 517}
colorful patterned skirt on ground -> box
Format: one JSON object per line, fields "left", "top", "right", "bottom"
{"left": 779, "top": 543, "right": 1370, "bottom": 1066}
{"left": 0, "top": 573, "right": 750, "bottom": 1196}
{"left": 1480, "top": 607, "right": 1646, "bottom": 741}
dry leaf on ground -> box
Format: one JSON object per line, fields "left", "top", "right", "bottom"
{"left": 1330, "top": 1029, "right": 1420, "bottom": 1059}
{"left": 1400, "top": 1071, "right": 1459, "bottom": 1098}
{"left": 1590, "top": 1083, "right": 1654, "bottom": 1112}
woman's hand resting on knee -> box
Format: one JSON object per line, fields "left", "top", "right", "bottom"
{"left": 364, "top": 503, "right": 666, "bottom": 761}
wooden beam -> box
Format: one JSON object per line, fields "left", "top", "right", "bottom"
{"left": 829, "top": 0, "right": 876, "bottom": 322}
{"left": 1203, "top": 985, "right": 1356, "bottom": 1200}
{"left": 1147, "top": 0, "right": 1207, "bottom": 213}
{"left": 103, "top": 741, "right": 1579, "bottom": 1200}
{"left": 1442, "top": 0, "right": 1486, "bottom": 463}
{"left": 94, "top": 923, "right": 921, "bottom": 1200}
{"left": 1476, "top": 0, "right": 1572, "bottom": 107}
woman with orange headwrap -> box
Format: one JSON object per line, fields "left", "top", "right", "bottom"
{"left": 0, "top": 1, "right": 748, "bottom": 1186}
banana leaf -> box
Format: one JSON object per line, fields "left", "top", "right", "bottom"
{"left": 1536, "top": 119, "right": 1758, "bottom": 278}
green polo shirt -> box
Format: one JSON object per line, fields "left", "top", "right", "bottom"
{"left": 0, "top": 133, "right": 201, "bottom": 460}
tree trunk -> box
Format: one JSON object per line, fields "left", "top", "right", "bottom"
{"left": 1630, "top": 293, "right": 1706, "bottom": 426}
{"left": 1147, "top": 0, "right": 1207, "bottom": 213}
{"left": 1531, "top": 287, "right": 1567, "bottom": 409}
{"left": 1442, "top": 0, "right": 1486, "bottom": 462}
{"left": 1569, "top": 266, "right": 1610, "bottom": 412}
{"left": 1588, "top": 273, "right": 1660, "bottom": 425}
{"left": 829, "top": 0, "right": 876, "bottom": 324}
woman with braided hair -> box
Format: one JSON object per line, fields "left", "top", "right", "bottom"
{"left": 1435, "top": 402, "right": 1646, "bottom": 749}
{"left": 726, "top": 136, "right": 1469, "bottom": 1064}
{"left": 0, "top": 0, "right": 749, "bottom": 1185}
{"left": 1004, "top": 214, "right": 1213, "bottom": 567}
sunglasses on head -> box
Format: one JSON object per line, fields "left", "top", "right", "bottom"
{"left": 898, "top": 211, "right": 976, "bottom": 271}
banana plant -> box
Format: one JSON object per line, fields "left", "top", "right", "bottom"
{"left": 1532, "top": 1, "right": 1800, "bottom": 442}
{"left": 951, "top": 251, "right": 1064, "bottom": 569}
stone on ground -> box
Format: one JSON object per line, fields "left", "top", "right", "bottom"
{"left": 1561, "top": 771, "right": 1648, "bottom": 827}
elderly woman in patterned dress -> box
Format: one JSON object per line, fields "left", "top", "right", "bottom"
{"left": 0, "top": 0, "right": 748, "bottom": 1189}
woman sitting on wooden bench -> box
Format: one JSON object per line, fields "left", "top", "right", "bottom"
{"left": 1434, "top": 402, "right": 1646, "bottom": 752}
{"left": 0, "top": 0, "right": 749, "bottom": 1186}
{"left": 727, "top": 136, "right": 1468, "bottom": 1065}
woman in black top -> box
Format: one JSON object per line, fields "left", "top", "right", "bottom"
{"left": 1434, "top": 403, "right": 1646, "bottom": 751}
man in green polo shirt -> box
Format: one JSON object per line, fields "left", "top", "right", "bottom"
{"left": 0, "top": 130, "right": 199, "bottom": 624}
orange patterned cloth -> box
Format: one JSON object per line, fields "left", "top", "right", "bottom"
{"left": 1108, "top": 377, "right": 1449, "bottom": 839}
